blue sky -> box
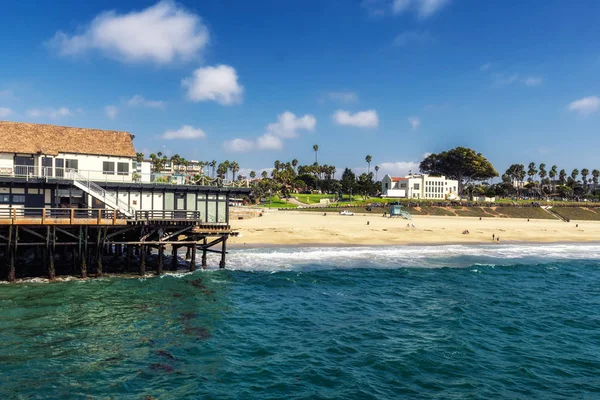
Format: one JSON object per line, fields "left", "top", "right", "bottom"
{"left": 1, "top": 0, "right": 599, "bottom": 178}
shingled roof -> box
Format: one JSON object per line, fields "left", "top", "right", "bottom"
{"left": 0, "top": 121, "right": 136, "bottom": 158}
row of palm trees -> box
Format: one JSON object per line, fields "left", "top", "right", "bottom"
{"left": 503, "top": 162, "right": 600, "bottom": 196}
{"left": 141, "top": 152, "right": 243, "bottom": 182}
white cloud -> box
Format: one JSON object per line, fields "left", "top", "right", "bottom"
{"left": 27, "top": 107, "right": 73, "bottom": 119}
{"left": 417, "top": 0, "right": 450, "bottom": 18}
{"left": 161, "top": 125, "right": 206, "bottom": 140}
{"left": 256, "top": 134, "right": 284, "bottom": 150}
{"left": 127, "top": 95, "right": 166, "bottom": 109}
{"left": 365, "top": 0, "right": 450, "bottom": 18}
{"left": 182, "top": 64, "right": 243, "bottom": 105}
{"left": 568, "top": 96, "right": 600, "bottom": 116}
{"left": 333, "top": 109, "right": 379, "bottom": 128}
{"left": 105, "top": 105, "right": 118, "bottom": 119}
{"left": 48, "top": 1, "right": 209, "bottom": 64}
{"left": 224, "top": 138, "right": 254, "bottom": 153}
{"left": 222, "top": 111, "right": 315, "bottom": 152}
{"left": 0, "top": 107, "right": 13, "bottom": 118}
{"left": 393, "top": 30, "right": 433, "bottom": 46}
{"left": 408, "top": 116, "right": 421, "bottom": 129}
{"left": 492, "top": 73, "right": 544, "bottom": 87}
{"left": 323, "top": 91, "right": 359, "bottom": 104}
{"left": 523, "top": 76, "right": 543, "bottom": 87}
{"left": 377, "top": 161, "right": 420, "bottom": 177}
{"left": 266, "top": 111, "right": 317, "bottom": 138}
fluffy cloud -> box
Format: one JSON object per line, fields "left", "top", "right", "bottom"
{"left": 0, "top": 107, "right": 13, "bottom": 118}
{"left": 266, "top": 111, "right": 316, "bottom": 138}
{"left": 364, "top": 0, "right": 450, "bottom": 19}
{"left": 223, "top": 111, "right": 316, "bottom": 152}
{"left": 393, "top": 30, "right": 433, "bottom": 46}
{"left": 223, "top": 138, "right": 254, "bottom": 153}
{"left": 105, "top": 105, "right": 118, "bottom": 120}
{"left": 27, "top": 107, "right": 73, "bottom": 119}
{"left": 48, "top": 1, "right": 209, "bottom": 64}
{"left": 182, "top": 64, "right": 243, "bottom": 105}
{"left": 408, "top": 117, "right": 421, "bottom": 129}
{"left": 568, "top": 96, "right": 600, "bottom": 116}
{"left": 127, "top": 95, "right": 166, "bottom": 109}
{"left": 377, "top": 161, "right": 420, "bottom": 177}
{"left": 256, "top": 134, "right": 284, "bottom": 150}
{"left": 333, "top": 109, "right": 379, "bottom": 128}
{"left": 161, "top": 125, "right": 206, "bottom": 140}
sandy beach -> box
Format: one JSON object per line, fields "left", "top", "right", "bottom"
{"left": 229, "top": 210, "right": 600, "bottom": 247}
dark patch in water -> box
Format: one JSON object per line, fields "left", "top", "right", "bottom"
{"left": 190, "top": 278, "right": 215, "bottom": 297}
{"left": 172, "top": 293, "right": 183, "bottom": 298}
{"left": 150, "top": 363, "right": 174, "bottom": 373}
{"left": 183, "top": 326, "right": 212, "bottom": 340}
{"left": 156, "top": 350, "right": 177, "bottom": 360}
{"left": 179, "top": 312, "right": 198, "bottom": 321}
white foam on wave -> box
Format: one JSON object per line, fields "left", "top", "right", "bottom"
{"left": 225, "top": 243, "right": 600, "bottom": 272}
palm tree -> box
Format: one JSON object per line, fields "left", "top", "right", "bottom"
{"left": 365, "top": 155, "right": 372, "bottom": 174}
{"left": 527, "top": 162, "right": 537, "bottom": 184}
{"left": 250, "top": 170, "right": 256, "bottom": 179}
{"left": 261, "top": 170, "right": 268, "bottom": 179}
{"left": 592, "top": 169, "right": 599, "bottom": 193}
{"left": 210, "top": 160, "right": 217, "bottom": 178}
{"left": 292, "top": 159, "right": 298, "bottom": 171}
{"left": 581, "top": 168, "right": 589, "bottom": 193}
{"left": 135, "top": 152, "right": 145, "bottom": 163}
{"left": 375, "top": 165, "right": 380, "bottom": 181}
{"left": 274, "top": 160, "right": 281, "bottom": 171}
{"left": 230, "top": 161, "right": 240, "bottom": 182}
{"left": 559, "top": 169, "right": 567, "bottom": 185}
{"left": 549, "top": 165, "right": 557, "bottom": 191}
{"left": 571, "top": 168, "right": 579, "bottom": 182}
{"left": 313, "top": 144, "right": 319, "bottom": 164}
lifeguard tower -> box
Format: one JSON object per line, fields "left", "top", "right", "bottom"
{"left": 389, "top": 204, "right": 412, "bottom": 219}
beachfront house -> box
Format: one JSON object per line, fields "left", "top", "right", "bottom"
{"left": 0, "top": 121, "right": 249, "bottom": 223}
{"left": 381, "top": 174, "right": 459, "bottom": 200}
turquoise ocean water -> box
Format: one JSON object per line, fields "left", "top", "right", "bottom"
{"left": 1, "top": 244, "right": 599, "bottom": 399}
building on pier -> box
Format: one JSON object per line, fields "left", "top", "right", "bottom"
{"left": 0, "top": 121, "right": 250, "bottom": 281}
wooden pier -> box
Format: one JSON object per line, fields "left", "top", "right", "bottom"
{"left": 0, "top": 208, "right": 236, "bottom": 282}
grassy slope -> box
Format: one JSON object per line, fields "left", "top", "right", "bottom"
{"left": 549, "top": 207, "right": 600, "bottom": 221}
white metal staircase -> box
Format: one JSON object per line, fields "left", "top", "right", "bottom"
{"left": 67, "top": 169, "right": 134, "bottom": 218}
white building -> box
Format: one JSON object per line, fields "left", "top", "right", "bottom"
{"left": 381, "top": 174, "right": 459, "bottom": 199}
{"left": 0, "top": 121, "right": 136, "bottom": 183}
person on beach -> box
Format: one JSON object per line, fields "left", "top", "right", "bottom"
{"left": 492, "top": 233, "right": 495, "bottom": 241}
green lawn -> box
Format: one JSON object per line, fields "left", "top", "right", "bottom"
{"left": 262, "top": 196, "right": 298, "bottom": 208}
{"left": 549, "top": 207, "right": 600, "bottom": 221}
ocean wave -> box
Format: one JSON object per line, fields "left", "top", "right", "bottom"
{"left": 225, "top": 243, "right": 600, "bottom": 271}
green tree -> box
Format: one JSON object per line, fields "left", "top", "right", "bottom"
{"left": 313, "top": 144, "right": 319, "bottom": 164}
{"left": 592, "top": 169, "right": 599, "bottom": 193}
{"left": 419, "top": 147, "right": 498, "bottom": 194}
{"left": 571, "top": 168, "right": 579, "bottom": 183}
{"left": 357, "top": 172, "right": 375, "bottom": 199}
{"left": 374, "top": 165, "right": 380, "bottom": 181}
{"left": 209, "top": 160, "right": 217, "bottom": 178}
{"left": 230, "top": 161, "right": 240, "bottom": 182}
{"left": 559, "top": 169, "right": 567, "bottom": 185}
{"left": 527, "top": 162, "right": 537, "bottom": 183}
{"left": 292, "top": 158, "right": 298, "bottom": 171}
{"left": 249, "top": 171, "right": 256, "bottom": 179}
{"left": 135, "top": 152, "right": 145, "bottom": 163}
{"left": 549, "top": 165, "right": 558, "bottom": 192}
{"left": 261, "top": 170, "right": 268, "bottom": 179}
{"left": 365, "top": 155, "right": 372, "bottom": 174}
{"left": 581, "top": 168, "right": 589, "bottom": 193}
{"left": 538, "top": 163, "right": 547, "bottom": 189}
{"left": 340, "top": 168, "right": 357, "bottom": 199}
{"left": 505, "top": 164, "right": 526, "bottom": 195}
{"left": 149, "top": 152, "right": 168, "bottom": 173}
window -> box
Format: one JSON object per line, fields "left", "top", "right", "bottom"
{"left": 413, "top": 183, "right": 420, "bottom": 190}
{"left": 66, "top": 159, "right": 78, "bottom": 172}
{"left": 0, "top": 194, "right": 10, "bottom": 203}
{"left": 103, "top": 161, "right": 115, "bottom": 175}
{"left": 117, "top": 162, "right": 129, "bottom": 175}
{"left": 56, "top": 159, "right": 65, "bottom": 178}
{"left": 12, "top": 195, "right": 25, "bottom": 203}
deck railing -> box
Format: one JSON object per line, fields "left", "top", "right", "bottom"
{"left": 0, "top": 208, "right": 229, "bottom": 225}
{"left": 4, "top": 165, "right": 250, "bottom": 188}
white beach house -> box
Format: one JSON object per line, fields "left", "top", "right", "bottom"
{"left": 381, "top": 174, "right": 459, "bottom": 199}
